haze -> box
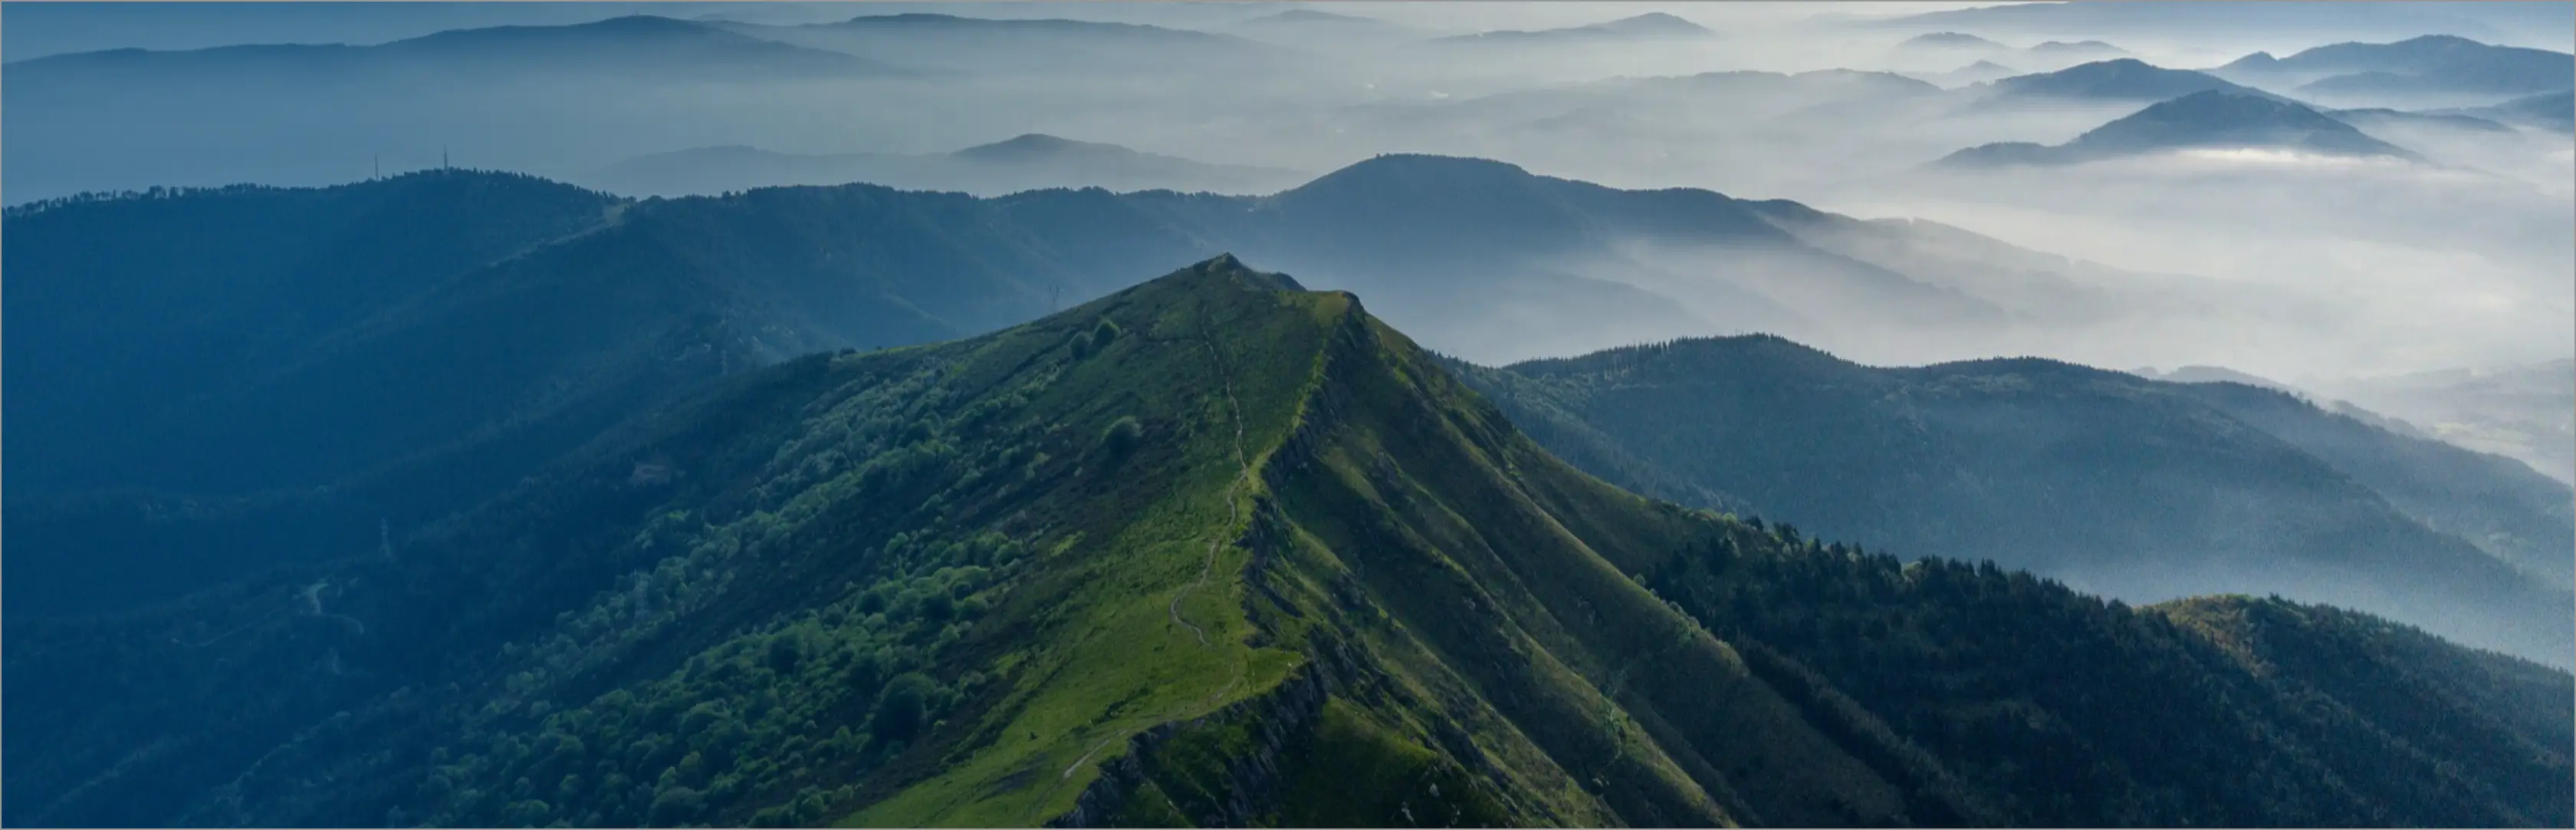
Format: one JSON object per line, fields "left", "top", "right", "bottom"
{"left": 5, "top": 1, "right": 2568, "bottom": 403}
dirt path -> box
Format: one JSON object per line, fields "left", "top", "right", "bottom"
{"left": 1165, "top": 313, "right": 1251, "bottom": 647}
{"left": 1050, "top": 308, "right": 1258, "bottom": 797}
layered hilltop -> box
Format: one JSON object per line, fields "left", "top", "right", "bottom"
{"left": 6, "top": 257, "right": 2568, "bottom": 828}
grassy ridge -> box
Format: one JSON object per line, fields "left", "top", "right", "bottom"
{"left": 5, "top": 255, "right": 2566, "bottom": 828}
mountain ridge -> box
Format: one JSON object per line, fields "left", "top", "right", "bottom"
{"left": 580, "top": 135, "right": 1308, "bottom": 199}
{"left": 1450, "top": 333, "right": 2574, "bottom": 664}
{"left": 6, "top": 256, "right": 2567, "bottom": 828}
{"left": 1943, "top": 88, "right": 2421, "bottom": 166}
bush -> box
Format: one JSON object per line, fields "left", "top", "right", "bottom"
{"left": 871, "top": 673, "right": 939, "bottom": 743}
{"left": 1100, "top": 416, "right": 1144, "bottom": 458}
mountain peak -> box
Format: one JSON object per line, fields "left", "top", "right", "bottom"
{"left": 1948, "top": 87, "right": 2420, "bottom": 166}
{"left": 1602, "top": 12, "right": 1709, "bottom": 34}
{"left": 1313, "top": 153, "right": 1538, "bottom": 183}
{"left": 1903, "top": 31, "right": 2004, "bottom": 48}
{"left": 1991, "top": 58, "right": 2273, "bottom": 102}
{"left": 2391, "top": 33, "right": 2487, "bottom": 49}
{"left": 1278, "top": 154, "right": 1543, "bottom": 205}
{"left": 2031, "top": 39, "right": 2127, "bottom": 54}
{"left": 1165, "top": 252, "right": 1308, "bottom": 293}
{"left": 950, "top": 133, "right": 1133, "bottom": 162}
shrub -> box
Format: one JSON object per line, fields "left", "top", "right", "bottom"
{"left": 1100, "top": 416, "right": 1144, "bottom": 458}
{"left": 871, "top": 673, "right": 939, "bottom": 743}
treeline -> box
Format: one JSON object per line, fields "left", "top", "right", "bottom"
{"left": 2, "top": 168, "right": 611, "bottom": 219}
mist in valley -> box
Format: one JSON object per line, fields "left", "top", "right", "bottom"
{"left": 8, "top": 0, "right": 2573, "bottom": 660}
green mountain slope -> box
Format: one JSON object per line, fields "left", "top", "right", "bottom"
{"left": 8, "top": 158, "right": 2020, "bottom": 618}
{"left": 1448, "top": 336, "right": 2574, "bottom": 665}
{"left": 8, "top": 257, "right": 2567, "bottom": 828}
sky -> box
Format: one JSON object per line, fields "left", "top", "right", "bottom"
{"left": 4, "top": 0, "right": 2569, "bottom": 384}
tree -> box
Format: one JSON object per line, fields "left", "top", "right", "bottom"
{"left": 1100, "top": 416, "right": 1145, "bottom": 459}
{"left": 872, "top": 673, "right": 939, "bottom": 743}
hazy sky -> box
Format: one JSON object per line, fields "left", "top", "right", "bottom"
{"left": 5, "top": 1, "right": 2569, "bottom": 382}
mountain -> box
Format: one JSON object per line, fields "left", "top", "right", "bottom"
{"left": 2493, "top": 89, "right": 2576, "bottom": 130}
{"left": 1893, "top": 31, "right": 2009, "bottom": 58}
{"left": 1872, "top": 1, "right": 2576, "bottom": 51}
{"left": 2, "top": 172, "right": 1172, "bottom": 615}
{"left": 2133, "top": 364, "right": 2305, "bottom": 393}
{"left": 2438, "top": 90, "right": 2576, "bottom": 132}
{"left": 1224, "top": 8, "right": 1420, "bottom": 45}
{"left": 1980, "top": 58, "right": 2285, "bottom": 103}
{"left": 3, "top": 172, "right": 632, "bottom": 614}
{"left": 1901, "top": 31, "right": 2006, "bottom": 49}
{"left": 2215, "top": 35, "right": 2576, "bottom": 100}
{"left": 2324, "top": 106, "right": 2518, "bottom": 133}
{"left": 711, "top": 12, "right": 1281, "bottom": 76}
{"left": 2312, "top": 359, "right": 2576, "bottom": 484}
{"left": 6, "top": 256, "right": 2568, "bottom": 828}
{"left": 2027, "top": 39, "right": 2129, "bottom": 60}
{"left": 2, "top": 15, "right": 909, "bottom": 86}
{"left": 0, "top": 2, "right": 756, "bottom": 60}
{"left": 580, "top": 136, "right": 1310, "bottom": 198}
{"left": 1890, "top": 34, "right": 2127, "bottom": 74}
{"left": 2168, "top": 380, "right": 2576, "bottom": 586}
{"left": 1941, "top": 90, "right": 2421, "bottom": 166}
{"left": 2, "top": 156, "right": 2055, "bottom": 617}
{"left": 1448, "top": 336, "right": 2576, "bottom": 664}
{"left": 1915, "top": 60, "right": 2022, "bottom": 87}
{"left": 1499, "top": 68, "right": 1944, "bottom": 115}
{"left": 1433, "top": 12, "right": 1715, "bottom": 45}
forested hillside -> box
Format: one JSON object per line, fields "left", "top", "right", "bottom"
{"left": 8, "top": 258, "right": 2564, "bottom": 828}
{"left": 2, "top": 158, "right": 2033, "bottom": 618}
{"left": 1449, "top": 336, "right": 2575, "bottom": 664}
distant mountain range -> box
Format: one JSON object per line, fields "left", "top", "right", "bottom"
{"left": 2214, "top": 35, "right": 2576, "bottom": 102}
{"left": 1914, "top": 59, "right": 2022, "bottom": 87}
{"left": 1451, "top": 336, "right": 2575, "bottom": 664}
{"left": 1869, "top": 1, "right": 2576, "bottom": 51}
{"left": 1893, "top": 32, "right": 2129, "bottom": 72}
{"left": 0, "top": 156, "right": 2094, "bottom": 614}
{"left": 7, "top": 155, "right": 2552, "bottom": 634}
{"left": 709, "top": 11, "right": 1285, "bottom": 75}
{"left": 1976, "top": 58, "right": 2288, "bottom": 103}
{"left": 1432, "top": 12, "right": 1715, "bottom": 45}
{"left": 2436, "top": 90, "right": 2576, "bottom": 132}
{"left": 2, "top": 14, "right": 911, "bottom": 86}
{"left": 2314, "top": 359, "right": 2576, "bottom": 485}
{"left": 1223, "top": 7, "right": 1421, "bottom": 45}
{"left": 2133, "top": 364, "right": 2306, "bottom": 392}
{"left": 2324, "top": 106, "right": 2517, "bottom": 134}
{"left": 2028, "top": 39, "right": 2130, "bottom": 60}
{"left": 1943, "top": 89, "right": 2423, "bottom": 166}
{"left": 578, "top": 134, "right": 1310, "bottom": 198}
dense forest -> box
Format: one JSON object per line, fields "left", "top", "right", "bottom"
{"left": 8, "top": 257, "right": 2566, "bottom": 828}
{"left": 1446, "top": 335, "right": 2576, "bottom": 665}
{"left": 3, "top": 158, "right": 1998, "bottom": 620}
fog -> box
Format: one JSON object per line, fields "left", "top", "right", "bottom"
{"left": 6, "top": 1, "right": 2569, "bottom": 385}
